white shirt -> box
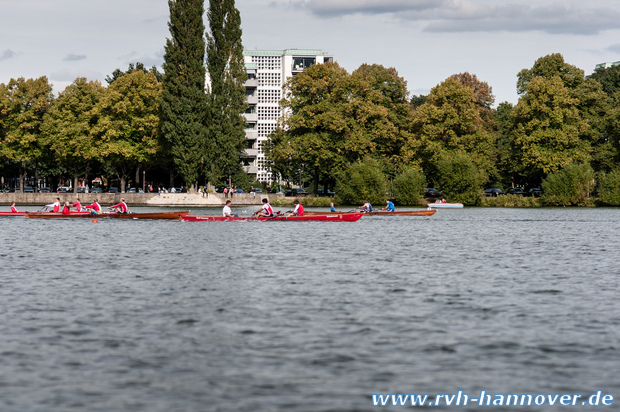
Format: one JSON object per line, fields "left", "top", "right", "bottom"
{"left": 223, "top": 205, "right": 232, "bottom": 217}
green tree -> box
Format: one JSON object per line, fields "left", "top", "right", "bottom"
{"left": 106, "top": 62, "right": 163, "bottom": 84}
{"left": 161, "top": 0, "right": 208, "bottom": 191}
{"left": 392, "top": 167, "right": 426, "bottom": 206}
{"left": 335, "top": 158, "right": 387, "bottom": 206}
{"left": 587, "top": 64, "right": 620, "bottom": 97}
{"left": 509, "top": 76, "right": 591, "bottom": 184}
{"left": 404, "top": 77, "right": 496, "bottom": 186}
{"left": 541, "top": 163, "right": 595, "bottom": 206}
{"left": 0, "top": 76, "right": 54, "bottom": 191}
{"left": 93, "top": 70, "right": 162, "bottom": 192}
{"left": 517, "top": 53, "right": 584, "bottom": 95}
{"left": 41, "top": 78, "right": 105, "bottom": 190}
{"left": 435, "top": 151, "right": 485, "bottom": 205}
{"left": 205, "top": 0, "right": 247, "bottom": 186}
{"left": 597, "top": 168, "right": 620, "bottom": 206}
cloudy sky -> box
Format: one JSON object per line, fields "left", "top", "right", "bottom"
{"left": 1, "top": 0, "right": 620, "bottom": 105}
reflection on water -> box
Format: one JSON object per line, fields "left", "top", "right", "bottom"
{"left": 0, "top": 207, "right": 619, "bottom": 411}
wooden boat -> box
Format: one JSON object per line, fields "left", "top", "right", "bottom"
{"left": 181, "top": 212, "right": 363, "bottom": 222}
{"left": 304, "top": 210, "right": 436, "bottom": 216}
{"left": 25, "top": 211, "right": 190, "bottom": 220}
{"left": 427, "top": 202, "right": 464, "bottom": 209}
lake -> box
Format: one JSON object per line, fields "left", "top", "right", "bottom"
{"left": 0, "top": 207, "right": 618, "bottom": 411}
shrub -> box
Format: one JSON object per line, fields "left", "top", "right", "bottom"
{"left": 541, "top": 163, "right": 595, "bottom": 206}
{"left": 392, "top": 168, "right": 426, "bottom": 206}
{"left": 335, "top": 158, "right": 387, "bottom": 205}
{"left": 434, "top": 151, "right": 485, "bottom": 205}
{"left": 597, "top": 169, "right": 620, "bottom": 206}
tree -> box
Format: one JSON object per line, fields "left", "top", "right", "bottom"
{"left": 0, "top": 76, "right": 54, "bottom": 191}
{"left": 404, "top": 77, "right": 497, "bottom": 186}
{"left": 161, "top": 0, "right": 208, "bottom": 191}
{"left": 435, "top": 151, "right": 486, "bottom": 205}
{"left": 106, "top": 62, "right": 163, "bottom": 85}
{"left": 587, "top": 64, "right": 620, "bottom": 97}
{"left": 509, "top": 76, "right": 591, "bottom": 185}
{"left": 541, "top": 163, "right": 595, "bottom": 206}
{"left": 41, "top": 78, "right": 105, "bottom": 190}
{"left": 392, "top": 167, "right": 426, "bottom": 206}
{"left": 597, "top": 168, "right": 620, "bottom": 206}
{"left": 335, "top": 158, "right": 387, "bottom": 205}
{"left": 205, "top": 0, "right": 247, "bottom": 186}
{"left": 93, "top": 70, "right": 162, "bottom": 192}
{"left": 517, "top": 53, "right": 584, "bottom": 95}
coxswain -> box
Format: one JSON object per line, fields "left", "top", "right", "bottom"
{"left": 46, "top": 197, "right": 61, "bottom": 212}
{"left": 382, "top": 199, "right": 395, "bottom": 212}
{"left": 253, "top": 198, "right": 273, "bottom": 217}
{"left": 330, "top": 202, "right": 336, "bottom": 212}
{"left": 109, "top": 198, "right": 129, "bottom": 213}
{"left": 85, "top": 198, "right": 102, "bottom": 215}
{"left": 222, "top": 200, "right": 235, "bottom": 217}
{"left": 287, "top": 199, "right": 304, "bottom": 216}
{"left": 359, "top": 200, "right": 372, "bottom": 213}
{"left": 10, "top": 202, "right": 18, "bottom": 213}
{"left": 62, "top": 201, "right": 71, "bottom": 215}
{"left": 72, "top": 198, "right": 82, "bottom": 212}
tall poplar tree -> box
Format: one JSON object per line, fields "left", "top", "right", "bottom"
{"left": 205, "top": 0, "right": 247, "bottom": 184}
{"left": 161, "top": 0, "right": 208, "bottom": 191}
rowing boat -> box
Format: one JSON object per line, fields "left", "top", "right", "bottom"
{"left": 304, "top": 210, "right": 436, "bottom": 216}
{"left": 25, "top": 211, "right": 190, "bottom": 220}
{"left": 181, "top": 213, "right": 363, "bottom": 222}
{"left": 0, "top": 211, "right": 91, "bottom": 217}
{"left": 427, "top": 203, "right": 464, "bottom": 209}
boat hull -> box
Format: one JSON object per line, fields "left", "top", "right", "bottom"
{"left": 182, "top": 213, "right": 363, "bottom": 222}
{"left": 305, "top": 210, "right": 436, "bottom": 216}
{"left": 25, "top": 211, "right": 190, "bottom": 220}
{"left": 427, "top": 203, "right": 464, "bottom": 209}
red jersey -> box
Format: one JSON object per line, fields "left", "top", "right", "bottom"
{"left": 86, "top": 202, "right": 101, "bottom": 212}
{"left": 62, "top": 205, "right": 71, "bottom": 215}
{"left": 111, "top": 202, "right": 128, "bottom": 213}
{"left": 72, "top": 201, "right": 82, "bottom": 212}
{"left": 293, "top": 204, "right": 304, "bottom": 216}
{"left": 10, "top": 205, "right": 17, "bottom": 213}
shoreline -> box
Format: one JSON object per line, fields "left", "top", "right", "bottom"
{"left": 0, "top": 192, "right": 285, "bottom": 207}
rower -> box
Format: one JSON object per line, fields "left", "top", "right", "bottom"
{"left": 46, "top": 197, "right": 61, "bottom": 212}
{"left": 223, "top": 200, "right": 236, "bottom": 217}
{"left": 10, "top": 202, "right": 18, "bottom": 213}
{"left": 359, "top": 200, "right": 372, "bottom": 213}
{"left": 62, "top": 201, "right": 71, "bottom": 215}
{"left": 382, "top": 200, "right": 395, "bottom": 212}
{"left": 253, "top": 198, "right": 273, "bottom": 217}
{"left": 85, "top": 198, "right": 102, "bottom": 215}
{"left": 109, "top": 198, "right": 129, "bottom": 213}
{"left": 286, "top": 199, "right": 304, "bottom": 216}
{"left": 72, "top": 198, "right": 82, "bottom": 212}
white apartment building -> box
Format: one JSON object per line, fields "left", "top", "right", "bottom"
{"left": 241, "top": 49, "right": 333, "bottom": 183}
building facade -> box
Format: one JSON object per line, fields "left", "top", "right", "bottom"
{"left": 241, "top": 49, "right": 333, "bottom": 183}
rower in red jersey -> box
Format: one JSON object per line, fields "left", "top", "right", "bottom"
{"left": 46, "top": 197, "right": 61, "bottom": 212}
{"left": 85, "top": 198, "right": 102, "bottom": 215}
{"left": 72, "top": 198, "right": 82, "bottom": 212}
{"left": 10, "top": 202, "right": 18, "bottom": 213}
{"left": 109, "top": 198, "right": 129, "bottom": 214}
{"left": 62, "top": 201, "right": 71, "bottom": 215}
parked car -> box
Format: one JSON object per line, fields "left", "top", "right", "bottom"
{"left": 527, "top": 188, "right": 542, "bottom": 197}
{"left": 424, "top": 188, "right": 442, "bottom": 198}
{"left": 23, "top": 186, "right": 34, "bottom": 193}
{"left": 76, "top": 187, "right": 86, "bottom": 193}
{"left": 57, "top": 187, "right": 70, "bottom": 193}
{"left": 108, "top": 187, "right": 119, "bottom": 193}
{"left": 127, "top": 188, "right": 136, "bottom": 193}
{"left": 91, "top": 187, "right": 103, "bottom": 193}
{"left": 252, "top": 188, "right": 264, "bottom": 194}
{"left": 271, "top": 188, "right": 285, "bottom": 194}
{"left": 506, "top": 188, "right": 526, "bottom": 195}
{"left": 285, "top": 188, "right": 309, "bottom": 197}
{"left": 485, "top": 188, "right": 505, "bottom": 197}
{"left": 39, "top": 187, "right": 51, "bottom": 193}
{"left": 317, "top": 188, "right": 335, "bottom": 196}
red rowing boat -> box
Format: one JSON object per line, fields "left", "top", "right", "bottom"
{"left": 25, "top": 211, "right": 190, "bottom": 220}
{"left": 181, "top": 213, "right": 363, "bottom": 222}
{"left": 304, "top": 210, "right": 436, "bottom": 216}
{"left": 0, "top": 211, "right": 91, "bottom": 217}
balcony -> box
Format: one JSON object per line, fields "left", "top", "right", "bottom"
{"left": 244, "top": 129, "right": 258, "bottom": 140}
{"left": 244, "top": 148, "right": 259, "bottom": 157}
{"left": 242, "top": 113, "right": 258, "bottom": 122}
{"left": 246, "top": 94, "right": 258, "bottom": 104}
{"left": 242, "top": 165, "right": 259, "bottom": 174}
{"left": 244, "top": 78, "right": 258, "bottom": 88}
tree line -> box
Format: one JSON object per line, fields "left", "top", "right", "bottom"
{"left": 0, "top": 0, "right": 247, "bottom": 194}
{"left": 266, "top": 53, "right": 620, "bottom": 206}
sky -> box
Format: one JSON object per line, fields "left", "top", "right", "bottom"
{"left": 2, "top": 0, "right": 620, "bottom": 106}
